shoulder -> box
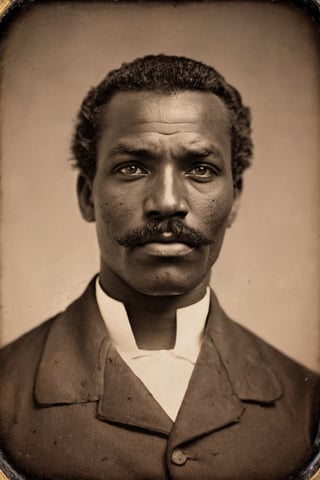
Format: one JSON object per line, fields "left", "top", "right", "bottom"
{"left": 241, "top": 320, "right": 319, "bottom": 384}
{"left": 0, "top": 315, "right": 57, "bottom": 456}
{"left": 232, "top": 316, "right": 320, "bottom": 387}
{"left": 0, "top": 278, "right": 101, "bottom": 428}
{"left": 0, "top": 316, "right": 58, "bottom": 429}
{"left": 229, "top": 317, "right": 320, "bottom": 427}
{"left": 0, "top": 317, "right": 56, "bottom": 379}
{"left": 214, "top": 299, "right": 320, "bottom": 379}
{"left": 0, "top": 278, "right": 97, "bottom": 380}
{"left": 0, "top": 316, "right": 56, "bottom": 378}
{"left": 208, "top": 292, "right": 320, "bottom": 417}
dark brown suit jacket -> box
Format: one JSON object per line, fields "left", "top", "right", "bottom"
{"left": 0, "top": 279, "right": 319, "bottom": 480}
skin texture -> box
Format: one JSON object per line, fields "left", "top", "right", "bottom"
{"left": 78, "top": 91, "right": 238, "bottom": 348}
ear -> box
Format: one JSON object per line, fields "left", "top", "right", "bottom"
{"left": 77, "top": 174, "right": 95, "bottom": 223}
{"left": 227, "top": 190, "right": 241, "bottom": 228}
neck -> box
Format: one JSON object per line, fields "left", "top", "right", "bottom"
{"left": 99, "top": 267, "right": 210, "bottom": 350}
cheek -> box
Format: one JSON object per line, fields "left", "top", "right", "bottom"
{"left": 195, "top": 194, "right": 234, "bottom": 233}
{"left": 95, "top": 190, "right": 137, "bottom": 237}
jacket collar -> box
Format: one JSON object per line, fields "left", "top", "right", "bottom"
{"left": 167, "top": 292, "right": 282, "bottom": 444}
{"left": 206, "top": 290, "right": 283, "bottom": 404}
{"left": 35, "top": 277, "right": 108, "bottom": 405}
{"left": 35, "top": 280, "right": 282, "bottom": 437}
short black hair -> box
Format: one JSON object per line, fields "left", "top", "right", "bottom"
{"left": 71, "top": 54, "right": 253, "bottom": 192}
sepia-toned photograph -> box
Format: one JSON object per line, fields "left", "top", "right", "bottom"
{"left": 0, "top": 1, "right": 319, "bottom": 479}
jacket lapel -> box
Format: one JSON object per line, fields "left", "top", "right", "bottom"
{"left": 35, "top": 278, "right": 172, "bottom": 435}
{"left": 169, "top": 291, "right": 283, "bottom": 446}
{"left": 207, "top": 291, "right": 283, "bottom": 404}
{"left": 35, "top": 280, "right": 282, "bottom": 444}
{"left": 169, "top": 333, "right": 245, "bottom": 445}
{"left": 35, "top": 278, "right": 108, "bottom": 405}
{"left": 97, "top": 344, "right": 173, "bottom": 435}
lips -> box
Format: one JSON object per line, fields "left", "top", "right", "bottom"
{"left": 138, "top": 231, "right": 188, "bottom": 245}
{"left": 138, "top": 241, "right": 194, "bottom": 257}
{"left": 134, "top": 232, "right": 193, "bottom": 257}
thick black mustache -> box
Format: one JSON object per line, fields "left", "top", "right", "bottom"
{"left": 117, "top": 219, "right": 213, "bottom": 248}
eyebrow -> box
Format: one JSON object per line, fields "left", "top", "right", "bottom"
{"left": 108, "top": 144, "right": 156, "bottom": 159}
{"left": 179, "top": 146, "right": 223, "bottom": 160}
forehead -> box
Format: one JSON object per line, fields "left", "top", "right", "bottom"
{"left": 98, "top": 90, "right": 231, "bottom": 154}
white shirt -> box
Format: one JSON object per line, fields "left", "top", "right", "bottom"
{"left": 96, "top": 278, "right": 210, "bottom": 420}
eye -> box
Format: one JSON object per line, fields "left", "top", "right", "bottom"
{"left": 185, "top": 164, "right": 218, "bottom": 181}
{"left": 115, "top": 163, "right": 148, "bottom": 177}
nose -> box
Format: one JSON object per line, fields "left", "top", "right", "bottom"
{"left": 143, "top": 165, "right": 189, "bottom": 220}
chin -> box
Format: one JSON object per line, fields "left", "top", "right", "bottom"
{"left": 143, "top": 287, "right": 188, "bottom": 297}
{"left": 130, "top": 273, "right": 205, "bottom": 297}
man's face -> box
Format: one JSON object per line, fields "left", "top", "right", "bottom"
{"left": 79, "top": 91, "right": 237, "bottom": 297}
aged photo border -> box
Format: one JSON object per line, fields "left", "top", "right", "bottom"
{"left": 0, "top": 1, "right": 319, "bottom": 479}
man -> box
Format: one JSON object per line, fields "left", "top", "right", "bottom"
{"left": 0, "top": 55, "right": 319, "bottom": 480}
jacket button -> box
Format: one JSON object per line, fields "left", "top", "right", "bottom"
{"left": 171, "top": 448, "right": 187, "bottom": 466}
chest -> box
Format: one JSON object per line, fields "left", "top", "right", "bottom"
{"left": 6, "top": 398, "right": 311, "bottom": 480}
